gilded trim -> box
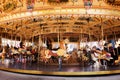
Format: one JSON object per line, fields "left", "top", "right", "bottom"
{"left": 0, "top": 67, "right": 120, "bottom": 76}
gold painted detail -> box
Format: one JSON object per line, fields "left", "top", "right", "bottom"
{"left": 0, "top": 67, "right": 120, "bottom": 76}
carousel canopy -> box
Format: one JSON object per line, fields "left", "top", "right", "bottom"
{"left": 0, "top": 0, "right": 120, "bottom": 41}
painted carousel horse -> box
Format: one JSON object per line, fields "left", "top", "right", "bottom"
{"left": 31, "top": 45, "right": 38, "bottom": 62}
{"left": 77, "top": 49, "right": 89, "bottom": 62}
{"left": 40, "top": 47, "right": 58, "bottom": 63}
{"left": 56, "top": 40, "right": 71, "bottom": 63}
{"left": 18, "top": 47, "right": 28, "bottom": 63}
{"left": 43, "top": 48, "right": 70, "bottom": 64}
{"left": 100, "top": 50, "right": 113, "bottom": 61}
{"left": 10, "top": 47, "right": 21, "bottom": 62}
{"left": 91, "top": 47, "right": 113, "bottom": 67}
{"left": 40, "top": 40, "right": 70, "bottom": 63}
{"left": 11, "top": 47, "right": 19, "bottom": 55}
{"left": 17, "top": 47, "right": 33, "bottom": 63}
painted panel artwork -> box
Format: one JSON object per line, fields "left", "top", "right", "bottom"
{"left": 83, "top": 0, "right": 93, "bottom": 9}
{"left": 26, "top": 0, "right": 35, "bottom": 11}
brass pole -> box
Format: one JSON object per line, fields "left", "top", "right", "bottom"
{"left": 113, "top": 28, "right": 119, "bottom": 56}
{"left": 14, "top": 35, "right": 16, "bottom": 47}
{"left": 57, "top": 16, "right": 60, "bottom": 44}
{"left": 100, "top": 17, "right": 104, "bottom": 50}
{"left": 101, "top": 18, "right": 104, "bottom": 41}
{"left": 37, "top": 19, "right": 42, "bottom": 63}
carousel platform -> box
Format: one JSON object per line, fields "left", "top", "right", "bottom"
{"left": 0, "top": 59, "right": 120, "bottom": 77}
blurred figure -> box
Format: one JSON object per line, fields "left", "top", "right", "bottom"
{"left": 85, "top": 45, "right": 94, "bottom": 65}
{"left": 107, "top": 43, "right": 116, "bottom": 65}
{"left": 117, "top": 44, "right": 120, "bottom": 56}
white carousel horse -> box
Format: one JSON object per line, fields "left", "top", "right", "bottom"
{"left": 91, "top": 52, "right": 100, "bottom": 68}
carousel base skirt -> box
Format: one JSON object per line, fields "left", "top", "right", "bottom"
{"left": 0, "top": 67, "right": 120, "bottom": 77}
{"left": 0, "top": 59, "right": 120, "bottom": 77}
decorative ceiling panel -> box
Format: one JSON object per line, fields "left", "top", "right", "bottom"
{"left": 0, "top": 0, "right": 120, "bottom": 40}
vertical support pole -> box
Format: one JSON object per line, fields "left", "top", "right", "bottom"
{"left": 58, "top": 56, "right": 62, "bottom": 71}
{"left": 101, "top": 17, "right": 104, "bottom": 50}
{"left": 38, "top": 35, "right": 41, "bottom": 63}
{"left": 57, "top": 17, "right": 60, "bottom": 45}
{"left": 32, "top": 36, "right": 34, "bottom": 45}
{"left": 15, "top": 35, "right": 17, "bottom": 47}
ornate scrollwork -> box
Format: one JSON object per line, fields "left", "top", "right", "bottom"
{"left": 3, "top": 1, "right": 17, "bottom": 12}
{"left": 0, "top": 0, "right": 24, "bottom": 13}
{"left": 105, "top": 0, "right": 120, "bottom": 6}
{"left": 48, "top": 0, "right": 68, "bottom": 5}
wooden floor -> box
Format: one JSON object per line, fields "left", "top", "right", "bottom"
{"left": 0, "top": 59, "right": 120, "bottom": 79}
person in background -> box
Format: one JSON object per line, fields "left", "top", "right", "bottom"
{"left": 114, "top": 44, "right": 120, "bottom": 65}
{"left": 85, "top": 45, "right": 95, "bottom": 65}
{"left": 117, "top": 44, "right": 120, "bottom": 56}
{"left": 107, "top": 43, "right": 116, "bottom": 65}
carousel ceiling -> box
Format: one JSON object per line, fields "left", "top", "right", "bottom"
{"left": 0, "top": 0, "right": 120, "bottom": 41}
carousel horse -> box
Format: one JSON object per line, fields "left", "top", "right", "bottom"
{"left": 39, "top": 49, "right": 45, "bottom": 62}
{"left": 11, "top": 47, "right": 19, "bottom": 55}
{"left": 40, "top": 47, "right": 51, "bottom": 63}
{"left": 93, "top": 48, "right": 113, "bottom": 61}
{"left": 40, "top": 40, "right": 70, "bottom": 63}
{"left": 10, "top": 47, "right": 21, "bottom": 62}
{"left": 57, "top": 40, "right": 70, "bottom": 60}
{"left": 91, "top": 46, "right": 103, "bottom": 67}
{"left": 57, "top": 48, "right": 70, "bottom": 61}
{"left": 91, "top": 47, "right": 113, "bottom": 67}
{"left": 18, "top": 47, "right": 28, "bottom": 63}
{"left": 99, "top": 50, "right": 113, "bottom": 67}
{"left": 45, "top": 49, "right": 52, "bottom": 59}
{"left": 91, "top": 52, "right": 101, "bottom": 68}
{"left": 100, "top": 50, "right": 113, "bottom": 61}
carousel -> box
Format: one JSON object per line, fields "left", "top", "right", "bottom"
{"left": 0, "top": 0, "right": 120, "bottom": 76}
